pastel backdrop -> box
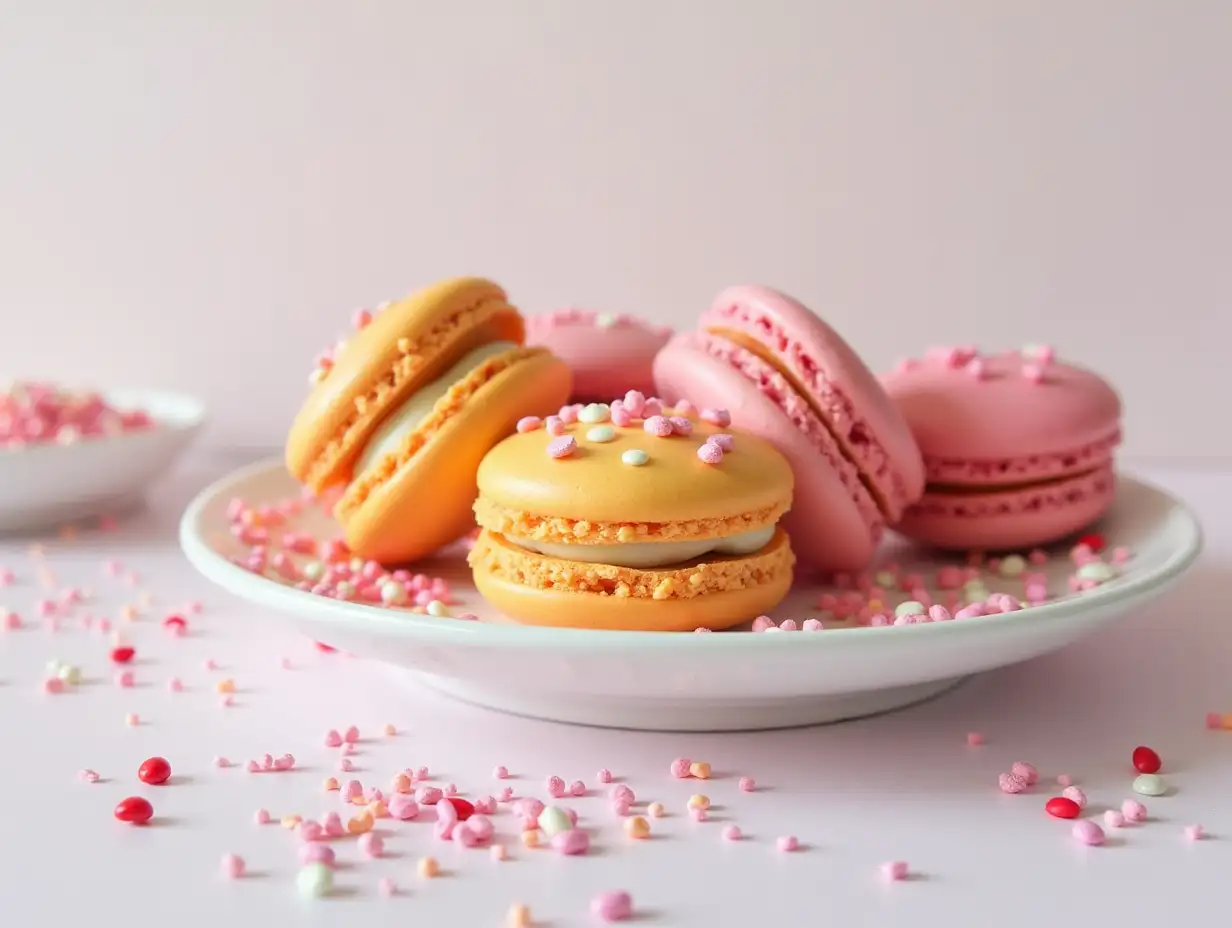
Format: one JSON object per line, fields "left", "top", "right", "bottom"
{"left": 1, "top": 1, "right": 1228, "bottom": 460}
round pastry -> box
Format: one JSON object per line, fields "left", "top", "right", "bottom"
{"left": 880, "top": 346, "right": 1122, "bottom": 550}
{"left": 653, "top": 285, "right": 924, "bottom": 573}
{"left": 524, "top": 310, "right": 672, "bottom": 404}
{"left": 468, "top": 397, "right": 795, "bottom": 631}
{"left": 286, "top": 277, "right": 572, "bottom": 564}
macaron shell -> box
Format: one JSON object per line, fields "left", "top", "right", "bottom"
{"left": 524, "top": 311, "right": 672, "bottom": 402}
{"left": 470, "top": 529, "right": 794, "bottom": 631}
{"left": 702, "top": 285, "right": 925, "bottom": 515}
{"left": 286, "top": 277, "right": 524, "bottom": 492}
{"left": 895, "top": 464, "right": 1116, "bottom": 550}
{"left": 654, "top": 334, "right": 879, "bottom": 572}
{"left": 477, "top": 411, "right": 792, "bottom": 528}
{"left": 340, "top": 350, "right": 571, "bottom": 564}
{"left": 880, "top": 352, "right": 1122, "bottom": 469}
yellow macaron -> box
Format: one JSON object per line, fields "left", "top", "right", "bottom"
{"left": 468, "top": 398, "right": 795, "bottom": 630}
{"left": 286, "top": 277, "right": 572, "bottom": 563}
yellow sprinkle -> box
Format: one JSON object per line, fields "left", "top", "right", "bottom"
{"left": 368, "top": 800, "right": 388, "bottom": 818}
{"left": 347, "top": 812, "right": 373, "bottom": 834}
{"left": 120, "top": 605, "right": 137, "bottom": 621}
{"left": 426, "top": 600, "right": 450, "bottom": 617}
{"left": 521, "top": 830, "right": 541, "bottom": 848}
{"left": 350, "top": 794, "right": 368, "bottom": 806}
{"left": 1222, "top": 713, "right": 1232, "bottom": 729}
{"left": 506, "top": 903, "right": 532, "bottom": 928}
{"left": 323, "top": 777, "right": 339, "bottom": 791}
{"left": 124, "top": 713, "right": 139, "bottom": 727}
{"left": 215, "top": 679, "right": 236, "bottom": 694}
{"left": 391, "top": 773, "right": 412, "bottom": 793}
{"left": 281, "top": 814, "right": 302, "bottom": 828}
{"left": 624, "top": 816, "right": 651, "bottom": 839}
{"left": 689, "top": 761, "right": 712, "bottom": 780}
{"left": 417, "top": 856, "right": 439, "bottom": 878}
{"left": 687, "top": 794, "right": 710, "bottom": 811}
{"left": 647, "top": 802, "right": 665, "bottom": 818}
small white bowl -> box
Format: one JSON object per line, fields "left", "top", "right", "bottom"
{"left": 0, "top": 388, "right": 206, "bottom": 532}
{"left": 180, "top": 460, "right": 1201, "bottom": 731}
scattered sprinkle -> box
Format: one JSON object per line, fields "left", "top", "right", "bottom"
{"left": 620, "top": 449, "right": 649, "bottom": 466}
{"left": 220, "top": 854, "right": 245, "bottom": 879}
{"left": 881, "top": 860, "right": 909, "bottom": 881}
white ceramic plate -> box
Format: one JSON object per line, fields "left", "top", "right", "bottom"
{"left": 181, "top": 460, "right": 1201, "bottom": 731}
{"left": 0, "top": 388, "right": 206, "bottom": 532}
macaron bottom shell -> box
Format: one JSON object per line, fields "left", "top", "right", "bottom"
{"left": 894, "top": 463, "right": 1116, "bottom": 551}
{"left": 468, "top": 528, "right": 794, "bottom": 631}
{"left": 338, "top": 349, "right": 572, "bottom": 564}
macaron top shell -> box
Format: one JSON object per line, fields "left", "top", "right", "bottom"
{"left": 701, "top": 285, "right": 925, "bottom": 517}
{"left": 881, "top": 350, "right": 1122, "bottom": 474}
{"left": 286, "top": 278, "right": 524, "bottom": 491}
{"left": 476, "top": 414, "right": 792, "bottom": 528}
{"left": 525, "top": 310, "right": 672, "bottom": 401}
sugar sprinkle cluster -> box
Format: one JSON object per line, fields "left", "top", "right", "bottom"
{"left": 895, "top": 344, "right": 1058, "bottom": 383}
{"left": 0, "top": 381, "right": 153, "bottom": 449}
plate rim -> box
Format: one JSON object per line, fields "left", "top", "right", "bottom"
{"left": 180, "top": 458, "right": 1204, "bottom": 654}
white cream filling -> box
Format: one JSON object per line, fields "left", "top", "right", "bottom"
{"left": 356, "top": 341, "right": 518, "bottom": 477}
{"left": 514, "top": 526, "right": 777, "bottom": 569}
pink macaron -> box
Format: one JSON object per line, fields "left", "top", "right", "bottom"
{"left": 525, "top": 309, "right": 673, "bottom": 404}
{"left": 653, "top": 285, "right": 925, "bottom": 572}
{"left": 880, "top": 346, "right": 1122, "bottom": 550}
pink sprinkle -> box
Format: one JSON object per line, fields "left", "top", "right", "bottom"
{"left": 546, "top": 775, "right": 566, "bottom": 798}
{"left": 300, "top": 844, "right": 336, "bottom": 867}
{"left": 1184, "top": 824, "right": 1205, "bottom": 841}
{"left": 722, "top": 825, "right": 742, "bottom": 841}
{"left": 569, "top": 780, "right": 586, "bottom": 797}
{"left": 802, "top": 618, "right": 823, "bottom": 631}
{"left": 343, "top": 725, "right": 359, "bottom": 743}
{"left": 558, "top": 404, "right": 580, "bottom": 424}
{"left": 751, "top": 615, "right": 773, "bottom": 633}
{"left": 610, "top": 404, "right": 633, "bottom": 427}
{"left": 299, "top": 820, "right": 323, "bottom": 842}
{"left": 881, "top": 861, "right": 909, "bottom": 881}
{"left": 591, "top": 890, "right": 633, "bottom": 922}
{"left": 1071, "top": 820, "right": 1105, "bottom": 846}
{"left": 1111, "top": 546, "right": 1132, "bottom": 564}
{"left": 1122, "top": 799, "right": 1148, "bottom": 823}
{"left": 596, "top": 768, "right": 612, "bottom": 784}
{"left": 689, "top": 807, "right": 708, "bottom": 822}
{"left": 378, "top": 877, "right": 396, "bottom": 896}
{"left": 417, "top": 786, "right": 443, "bottom": 805}
{"left": 697, "top": 442, "right": 724, "bottom": 465}
{"left": 97, "top": 619, "right": 111, "bottom": 633}
{"left": 498, "top": 787, "right": 514, "bottom": 802}
{"left": 998, "top": 772, "right": 1028, "bottom": 794}
{"left": 546, "top": 436, "right": 578, "bottom": 459}
{"left": 203, "top": 658, "right": 217, "bottom": 671}
{"left": 1104, "top": 810, "right": 1126, "bottom": 828}
{"left": 253, "top": 809, "right": 270, "bottom": 825}
{"left": 1056, "top": 774, "right": 1073, "bottom": 787}
{"left": 213, "top": 756, "right": 230, "bottom": 768}
{"left": 2, "top": 611, "right": 20, "bottom": 630}
{"left": 700, "top": 408, "right": 731, "bottom": 427}
{"left": 967, "top": 358, "right": 987, "bottom": 380}
{"left": 613, "top": 799, "right": 632, "bottom": 817}
{"left": 738, "top": 776, "right": 755, "bottom": 792}
{"left": 610, "top": 784, "right": 635, "bottom": 804}
{"left": 670, "top": 757, "right": 692, "bottom": 779}
{"left": 668, "top": 416, "right": 693, "bottom": 437}
{"left": 1062, "top": 786, "right": 1087, "bottom": 808}
{"left": 115, "top": 670, "right": 134, "bottom": 688}
{"left": 352, "top": 308, "right": 373, "bottom": 330}
{"left": 358, "top": 832, "right": 384, "bottom": 858}
{"left": 337, "top": 758, "right": 353, "bottom": 772}
{"left": 966, "top": 732, "right": 985, "bottom": 746}
{"left": 321, "top": 812, "right": 345, "bottom": 837}
{"left": 490, "top": 844, "right": 507, "bottom": 861}
{"left": 674, "top": 399, "right": 696, "bottom": 417}
{"left": 219, "top": 694, "right": 234, "bottom": 708}
{"left": 388, "top": 794, "right": 419, "bottom": 820}
{"left": 165, "top": 677, "right": 183, "bottom": 693}
{"left": 776, "top": 835, "right": 799, "bottom": 852}
{"left": 1010, "top": 761, "right": 1039, "bottom": 785}
{"left": 552, "top": 828, "right": 590, "bottom": 855}
{"left": 643, "top": 415, "right": 673, "bottom": 437}
{"left": 516, "top": 416, "right": 542, "bottom": 433}
{"left": 928, "top": 605, "right": 953, "bottom": 622}
{"left": 1206, "top": 712, "right": 1223, "bottom": 730}
{"left": 78, "top": 769, "right": 99, "bottom": 783}
{"left": 43, "top": 677, "right": 64, "bottom": 694}
{"left": 220, "top": 854, "right": 245, "bottom": 879}
{"left": 545, "top": 415, "right": 566, "bottom": 436}
{"left": 778, "top": 618, "right": 798, "bottom": 631}
{"left": 416, "top": 765, "right": 429, "bottom": 780}
{"left": 493, "top": 765, "right": 509, "bottom": 779}
{"left": 1022, "top": 363, "right": 1045, "bottom": 384}
{"left": 622, "top": 391, "right": 646, "bottom": 416}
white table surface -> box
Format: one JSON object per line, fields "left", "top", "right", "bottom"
{"left": 1, "top": 452, "right": 1227, "bottom": 928}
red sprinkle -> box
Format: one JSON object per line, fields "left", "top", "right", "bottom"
{"left": 138, "top": 757, "right": 172, "bottom": 785}
{"left": 314, "top": 641, "right": 337, "bottom": 653}
{"left": 1132, "top": 745, "right": 1162, "bottom": 774}
{"left": 162, "top": 615, "right": 187, "bottom": 634}
{"left": 1076, "top": 533, "right": 1105, "bottom": 553}
{"left": 1045, "top": 797, "right": 1081, "bottom": 819}
{"left": 114, "top": 796, "right": 154, "bottom": 824}
{"left": 110, "top": 646, "right": 135, "bottom": 664}
{"left": 446, "top": 797, "right": 475, "bottom": 821}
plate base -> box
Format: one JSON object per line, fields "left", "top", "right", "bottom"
{"left": 411, "top": 671, "right": 971, "bottom": 731}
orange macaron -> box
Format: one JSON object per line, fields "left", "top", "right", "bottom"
{"left": 286, "top": 277, "right": 572, "bottom": 564}
{"left": 468, "top": 398, "right": 796, "bottom": 631}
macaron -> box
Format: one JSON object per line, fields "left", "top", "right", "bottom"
{"left": 468, "top": 397, "right": 795, "bottom": 631}
{"left": 653, "top": 285, "right": 924, "bottom": 573}
{"left": 286, "top": 277, "right": 572, "bottom": 564}
{"left": 525, "top": 310, "right": 672, "bottom": 403}
{"left": 880, "top": 346, "right": 1122, "bottom": 550}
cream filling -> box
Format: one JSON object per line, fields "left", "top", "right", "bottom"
{"left": 356, "top": 341, "right": 518, "bottom": 477}
{"left": 513, "top": 526, "right": 777, "bottom": 569}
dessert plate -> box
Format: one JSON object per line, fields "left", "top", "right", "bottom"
{"left": 1, "top": 389, "right": 206, "bottom": 532}
{"left": 180, "top": 460, "right": 1201, "bottom": 731}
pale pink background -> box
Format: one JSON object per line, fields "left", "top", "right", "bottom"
{"left": 1, "top": 2, "right": 1228, "bottom": 458}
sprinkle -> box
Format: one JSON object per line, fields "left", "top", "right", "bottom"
{"left": 167, "top": 677, "right": 183, "bottom": 692}
{"left": 220, "top": 854, "right": 245, "bottom": 879}
{"left": 506, "top": 903, "right": 532, "bottom": 928}
{"left": 546, "top": 436, "right": 578, "bottom": 459}
{"left": 697, "top": 442, "right": 724, "bottom": 465}
{"left": 491, "top": 844, "right": 507, "bottom": 861}
{"left": 343, "top": 725, "right": 359, "bottom": 743}
{"left": 596, "top": 768, "right": 612, "bottom": 783}
{"left": 579, "top": 403, "right": 611, "bottom": 424}
{"left": 708, "top": 433, "right": 735, "bottom": 452}
{"left": 113, "top": 796, "right": 154, "bottom": 824}
{"left": 538, "top": 806, "right": 572, "bottom": 837}
{"left": 426, "top": 599, "right": 450, "bottom": 617}
{"left": 1122, "top": 799, "right": 1148, "bottom": 822}
{"left": 124, "top": 712, "right": 139, "bottom": 726}
{"left": 998, "top": 772, "right": 1028, "bottom": 794}
{"left": 620, "top": 449, "right": 649, "bottom": 466}
{"left": 162, "top": 615, "right": 188, "bottom": 634}
{"left": 624, "top": 816, "right": 650, "bottom": 839}
{"left": 1045, "top": 797, "right": 1081, "bottom": 819}
{"left": 1132, "top": 745, "right": 1162, "bottom": 773}
{"left": 881, "top": 861, "right": 909, "bottom": 881}
{"left": 551, "top": 828, "right": 590, "bottom": 855}
{"left": 738, "top": 776, "right": 755, "bottom": 792}
{"left": 670, "top": 757, "right": 692, "bottom": 779}
{"left": 586, "top": 425, "right": 616, "bottom": 443}
{"left": 700, "top": 408, "right": 731, "bottom": 427}
{"left": 1132, "top": 773, "right": 1167, "bottom": 796}
{"left": 776, "top": 835, "right": 799, "bottom": 852}
{"left": 668, "top": 416, "right": 693, "bottom": 436}
{"left": 1104, "top": 810, "right": 1126, "bottom": 828}
{"left": 591, "top": 890, "right": 633, "bottom": 922}
{"left": 546, "top": 775, "right": 566, "bottom": 798}
{"left": 689, "top": 761, "right": 711, "bottom": 779}
{"left": 569, "top": 780, "right": 586, "bottom": 797}
{"left": 1010, "top": 761, "right": 1038, "bottom": 785}
{"left": 1185, "top": 824, "right": 1205, "bottom": 841}
{"left": 1056, "top": 774, "right": 1073, "bottom": 787}
{"left": 78, "top": 768, "right": 100, "bottom": 783}
{"left": 687, "top": 794, "right": 710, "bottom": 811}
{"left": 521, "top": 830, "right": 540, "bottom": 848}
{"left": 297, "top": 863, "right": 333, "bottom": 897}
{"left": 894, "top": 600, "right": 925, "bottom": 618}
{"left": 358, "top": 832, "right": 384, "bottom": 858}
{"left": 493, "top": 765, "right": 509, "bottom": 779}
{"left": 545, "top": 415, "right": 566, "bottom": 436}
{"left": 646, "top": 802, "right": 665, "bottom": 818}
{"left": 722, "top": 825, "right": 742, "bottom": 841}
{"left": 643, "top": 415, "right": 673, "bottom": 437}
{"left": 253, "top": 809, "right": 270, "bottom": 824}
{"left": 59, "top": 664, "right": 82, "bottom": 685}
{"left": 966, "top": 732, "right": 985, "bottom": 746}
{"left": 1071, "top": 820, "right": 1105, "bottom": 846}
{"left": 1205, "top": 712, "right": 1222, "bottom": 729}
